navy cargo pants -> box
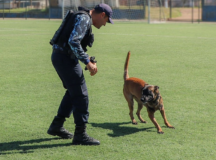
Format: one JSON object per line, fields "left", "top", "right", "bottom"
{"left": 51, "top": 49, "right": 89, "bottom": 126}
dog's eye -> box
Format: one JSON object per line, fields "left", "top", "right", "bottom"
{"left": 148, "top": 90, "right": 153, "bottom": 96}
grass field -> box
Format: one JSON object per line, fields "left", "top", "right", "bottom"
{"left": 0, "top": 19, "right": 216, "bottom": 160}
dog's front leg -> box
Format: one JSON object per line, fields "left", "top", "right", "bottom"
{"left": 160, "top": 107, "right": 175, "bottom": 129}
{"left": 147, "top": 109, "right": 164, "bottom": 134}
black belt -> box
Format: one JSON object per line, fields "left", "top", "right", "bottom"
{"left": 54, "top": 48, "right": 76, "bottom": 59}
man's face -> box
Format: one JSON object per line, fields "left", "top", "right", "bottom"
{"left": 93, "top": 12, "right": 109, "bottom": 29}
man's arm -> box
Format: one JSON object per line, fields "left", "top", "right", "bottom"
{"left": 68, "top": 14, "right": 97, "bottom": 76}
{"left": 68, "top": 14, "right": 90, "bottom": 65}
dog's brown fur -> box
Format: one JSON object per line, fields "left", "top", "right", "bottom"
{"left": 123, "top": 51, "right": 174, "bottom": 134}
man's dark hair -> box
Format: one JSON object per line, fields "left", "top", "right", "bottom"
{"left": 93, "top": 9, "right": 108, "bottom": 18}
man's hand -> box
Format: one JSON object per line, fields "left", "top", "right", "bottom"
{"left": 86, "top": 62, "right": 97, "bottom": 76}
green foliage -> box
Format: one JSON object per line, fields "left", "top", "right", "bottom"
{"left": 0, "top": 20, "right": 216, "bottom": 160}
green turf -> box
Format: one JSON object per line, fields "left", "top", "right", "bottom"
{"left": 0, "top": 19, "right": 216, "bottom": 160}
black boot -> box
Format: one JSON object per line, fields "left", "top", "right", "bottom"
{"left": 72, "top": 125, "right": 100, "bottom": 145}
{"left": 47, "top": 116, "right": 73, "bottom": 139}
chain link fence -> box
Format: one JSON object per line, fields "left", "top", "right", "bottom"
{"left": 0, "top": 0, "right": 51, "bottom": 18}
{"left": 0, "top": 0, "right": 216, "bottom": 22}
{"left": 168, "top": 0, "right": 202, "bottom": 22}
{"left": 0, "top": 0, "right": 146, "bottom": 20}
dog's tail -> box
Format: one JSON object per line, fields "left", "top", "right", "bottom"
{"left": 124, "top": 51, "right": 131, "bottom": 81}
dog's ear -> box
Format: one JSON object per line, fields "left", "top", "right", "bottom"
{"left": 154, "top": 86, "right": 159, "bottom": 91}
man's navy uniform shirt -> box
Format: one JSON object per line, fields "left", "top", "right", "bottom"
{"left": 53, "top": 14, "right": 91, "bottom": 65}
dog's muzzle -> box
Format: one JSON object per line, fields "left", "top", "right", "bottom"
{"left": 141, "top": 95, "right": 153, "bottom": 104}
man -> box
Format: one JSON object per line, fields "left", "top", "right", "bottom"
{"left": 47, "top": 3, "right": 113, "bottom": 145}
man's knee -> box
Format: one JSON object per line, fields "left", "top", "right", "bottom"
{"left": 68, "top": 83, "right": 88, "bottom": 97}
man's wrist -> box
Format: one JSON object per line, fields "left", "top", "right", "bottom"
{"left": 84, "top": 59, "right": 90, "bottom": 65}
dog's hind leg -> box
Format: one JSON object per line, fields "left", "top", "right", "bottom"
{"left": 136, "top": 102, "right": 147, "bottom": 123}
{"left": 124, "top": 92, "right": 137, "bottom": 125}
{"left": 128, "top": 100, "right": 137, "bottom": 125}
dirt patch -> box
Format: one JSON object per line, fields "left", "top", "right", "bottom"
{"left": 171, "top": 8, "right": 201, "bottom": 21}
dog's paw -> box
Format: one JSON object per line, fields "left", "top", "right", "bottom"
{"left": 140, "top": 121, "right": 147, "bottom": 123}
{"left": 132, "top": 121, "right": 138, "bottom": 125}
{"left": 157, "top": 131, "right": 164, "bottom": 134}
{"left": 168, "top": 126, "right": 175, "bottom": 129}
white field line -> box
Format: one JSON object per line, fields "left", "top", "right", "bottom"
{"left": 97, "top": 33, "right": 216, "bottom": 40}
{"left": 0, "top": 31, "right": 216, "bottom": 40}
{"left": 0, "top": 29, "right": 41, "bottom": 31}
{"left": 0, "top": 33, "right": 51, "bottom": 37}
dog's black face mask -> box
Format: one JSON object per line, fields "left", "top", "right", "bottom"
{"left": 141, "top": 88, "right": 153, "bottom": 104}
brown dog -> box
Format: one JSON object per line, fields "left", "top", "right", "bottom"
{"left": 123, "top": 51, "right": 174, "bottom": 134}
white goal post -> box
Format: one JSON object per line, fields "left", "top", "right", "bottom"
{"left": 147, "top": 0, "right": 166, "bottom": 23}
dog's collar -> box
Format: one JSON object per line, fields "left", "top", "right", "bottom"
{"left": 150, "top": 93, "right": 161, "bottom": 106}
{"left": 147, "top": 94, "right": 161, "bottom": 111}
{"left": 154, "top": 93, "right": 160, "bottom": 102}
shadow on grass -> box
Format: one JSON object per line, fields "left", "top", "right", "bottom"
{"left": 90, "top": 122, "right": 155, "bottom": 137}
{"left": 0, "top": 138, "right": 71, "bottom": 155}
{"left": 0, "top": 123, "right": 155, "bottom": 155}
